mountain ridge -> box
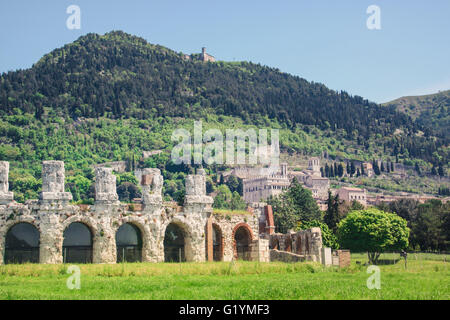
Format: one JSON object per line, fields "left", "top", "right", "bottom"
{"left": 0, "top": 31, "right": 447, "bottom": 167}
{"left": 383, "top": 90, "right": 449, "bottom": 136}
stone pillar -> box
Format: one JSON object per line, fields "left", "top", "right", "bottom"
{"left": 184, "top": 169, "right": 213, "bottom": 205}
{"left": 40, "top": 161, "right": 72, "bottom": 202}
{"left": 184, "top": 169, "right": 212, "bottom": 262}
{"left": 140, "top": 168, "right": 163, "bottom": 205}
{"left": 39, "top": 214, "right": 63, "bottom": 264}
{"left": 249, "top": 239, "right": 270, "bottom": 262}
{"left": 206, "top": 216, "right": 213, "bottom": 262}
{"left": 309, "top": 227, "right": 323, "bottom": 262}
{"left": 93, "top": 229, "right": 116, "bottom": 264}
{"left": 321, "top": 247, "right": 332, "bottom": 266}
{"left": 95, "top": 167, "right": 119, "bottom": 204}
{"left": 0, "top": 161, "right": 14, "bottom": 204}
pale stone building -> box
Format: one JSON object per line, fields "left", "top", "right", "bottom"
{"left": 336, "top": 187, "right": 367, "bottom": 206}
{"left": 243, "top": 163, "right": 290, "bottom": 203}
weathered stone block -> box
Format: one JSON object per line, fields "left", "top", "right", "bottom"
{"left": 321, "top": 247, "right": 332, "bottom": 266}
{"left": 95, "top": 167, "right": 118, "bottom": 203}
{"left": 185, "top": 171, "right": 213, "bottom": 205}
{"left": 40, "top": 161, "right": 72, "bottom": 202}
{"left": 0, "top": 162, "right": 13, "bottom": 204}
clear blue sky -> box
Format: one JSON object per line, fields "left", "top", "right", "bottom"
{"left": 0, "top": 0, "right": 449, "bottom": 103}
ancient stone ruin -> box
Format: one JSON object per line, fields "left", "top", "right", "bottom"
{"left": 0, "top": 161, "right": 328, "bottom": 265}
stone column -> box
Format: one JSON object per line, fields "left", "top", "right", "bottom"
{"left": 39, "top": 214, "right": 63, "bottom": 264}
{"left": 184, "top": 169, "right": 213, "bottom": 262}
{"left": 309, "top": 227, "right": 323, "bottom": 262}
{"left": 140, "top": 168, "right": 163, "bottom": 205}
{"left": 40, "top": 161, "right": 72, "bottom": 202}
{"left": 93, "top": 223, "right": 116, "bottom": 264}
{"left": 94, "top": 167, "right": 119, "bottom": 204}
{"left": 0, "top": 161, "right": 13, "bottom": 204}
{"left": 184, "top": 169, "right": 213, "bottom": 206}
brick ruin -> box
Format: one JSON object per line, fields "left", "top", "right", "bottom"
{"left": 0, "top": 160, "right": 331, "bottom": 265}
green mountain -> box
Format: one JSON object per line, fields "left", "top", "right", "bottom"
{"left": 383, "top": 90, "right": 450, "bottom": 137}
{"left": 0, "top": 31, "right": 448, "bottom": 202}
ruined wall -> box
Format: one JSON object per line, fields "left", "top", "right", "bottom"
{"left": 210, "top": 210, "right": 260, "bottom": 262}
{"left": 269, "top": 228, "right": 323, "bottom": 263}
{"left": 269, "top": 249, "right": 306, "bottom": 263}
{"left": 0, "top": 161, "right": 220, "bottom": 265}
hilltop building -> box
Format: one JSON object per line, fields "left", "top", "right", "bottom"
{"left": 201, "top": 47, "right": 215, "bottom": 62}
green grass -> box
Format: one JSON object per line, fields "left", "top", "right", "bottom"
{"left": 0, "top": 255, "right": 448, "bottom": 300}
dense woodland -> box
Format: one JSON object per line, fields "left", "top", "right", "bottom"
{"left": 0, "top": 31, "right": 447, "bottom": 166}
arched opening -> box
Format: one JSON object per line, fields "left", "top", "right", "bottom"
{"left": 285, "top": 237, "right": 292, "bottom": 252}
{"left": 234, "top": 226, "right": 252, "bottom": 261}
{"left": 4, "top": 223, "right": 40, "bottom": 264}
{"left": 271, "top": 238, "right": 280, "bottom": 250}
{"left": 164, "top": 223, "right": 186, "bottom": 262}
{"left": 296, "top": 235, "right": 302, "bottom": 254}
{"left": 212, "top": 224, "right": 223, "bottom": 261}
{"left": 116, "top": 223, "right": 142, "bottom": 263}
{"left": 63, "top": 222, "right": 93, "bottom": 263}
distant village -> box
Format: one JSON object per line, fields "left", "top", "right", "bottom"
{"left": 219, "top": 156, "right": 449, "bottom": 210}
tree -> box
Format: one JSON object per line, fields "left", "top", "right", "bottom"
{"left": 268, "top": 195, "right": 298, "bottom": 234}
{"left": 213, "top": 184, "right": 232, "bottom": 209}
{"left": 415, "top": 163, "right": 421, "bottom": 175}
{"left": 230, "top": 191, "right": 247, "bottom": 210}
{"left": 117, "top": 182, "right": 141, "bottom": 202}
{"left": 350, "top": 161, "right": 355, "bottom": 177}
{"left": 324, "top": 191, "right": 340, "bottom": 233}
{"left": 372, "top": 159, "right": 380, "bottom": 175}
{"left": 268, "top": 179, "right": 322, "bottom": 233}
{"left": 411, "top": 200, "right": 449, "bottom": 251}
{"left": 438, "top": 165, "right": 445, "bottom": 177}
{"left": 337, "top": 208, "right": 409, "bottom": 264}
{"left": 226, "top": 175, "right": 242, "bottom": 195}
{"left": 337, "top": 163, "right": 344, "bottom": 177}
{"left": 431, "top": 166, "right": 437, "bottom": 176}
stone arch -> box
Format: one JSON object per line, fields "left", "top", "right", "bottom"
{"left": 62, "top": 221, "right": 94, "bottom": 263}
{"left": 284, "top": 236, "right": 292, "bottom": 252}
{"left": 270, "top": 236, "right": 280, "bottom": 250}
{"left": 208, "top": 223, "right": 224, "bottom": 261}
{"left": 163, "top": 220, "right": 193, "bottom": 262}
{"left": 232, "top": 223, "right": 253, "bottom": 261}
{"left": 296, "top": 234, "right": 302, "bottom": 254}
{"left": 115, "top": 221, "right": 144, "bottom": 263}
{"left": 3, "top": 222, "right": 40, "bottom": 264}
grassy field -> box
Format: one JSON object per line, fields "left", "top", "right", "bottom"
{"left": 0, "top": 253, "right": 448, "bottom": 300}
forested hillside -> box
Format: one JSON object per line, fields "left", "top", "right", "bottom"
{"left": 384, "top": 90, "right": 449, "bottom": 137}
{"left": 0, "top": 31, "right": 448, "bottom": 202}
